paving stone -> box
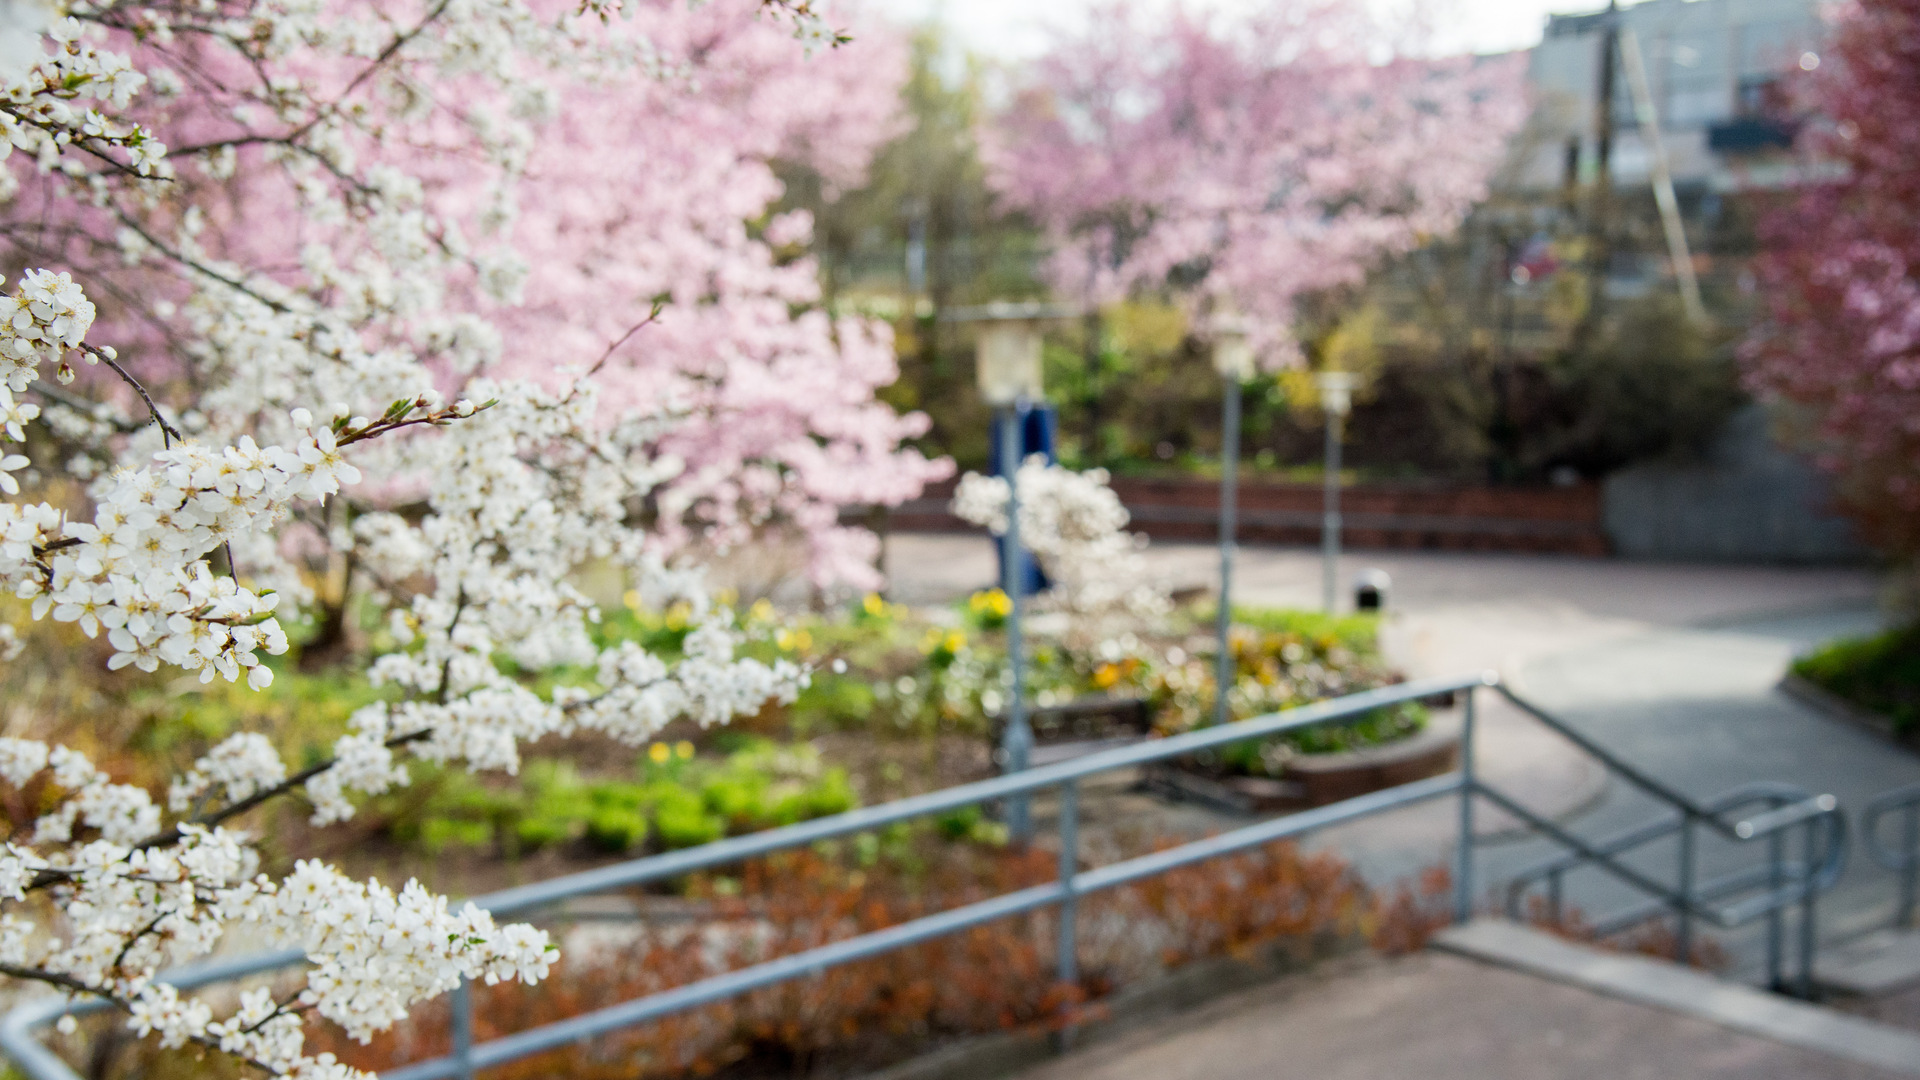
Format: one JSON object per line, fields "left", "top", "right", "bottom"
{"left": 1010, "top": 949, "right": 1906, "bottom": 1080}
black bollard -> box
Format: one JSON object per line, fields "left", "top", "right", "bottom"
{"left": 1353, "top": 568, "right": 1390, "bottom": 612}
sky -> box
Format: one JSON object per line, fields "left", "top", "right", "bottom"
{"left": 876, "top": 0, "right": 1610, "bottom": 59}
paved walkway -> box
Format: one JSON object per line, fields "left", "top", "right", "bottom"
{"left": 885, "top": 535, "right": 1904, "bottom": 977}
{"left": 1011, "top": 951, "right": 1906, "bottom": 1080}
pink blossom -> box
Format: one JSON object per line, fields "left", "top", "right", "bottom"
{"left": 13, "top": 0, "right": 949, "bottom": 589}
{"left": 984, "top": 1, "right": 1525, "bottom": 360}
{"left": 1745, "top": 0, "right": 1920, "bottom": 555}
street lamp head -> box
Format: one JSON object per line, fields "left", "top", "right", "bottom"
{"left": 1315, "top": 370, "right": 1358, "bottom": 417}
{"left": 975, "top": 317, "right": 1045, "bottom": 407}
{"left": 1206, "top": 317, "right": 1257, "bottom": 382}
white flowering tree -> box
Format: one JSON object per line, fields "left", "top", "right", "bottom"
{"left": 951, "top": 459, "right": 1170, "bottom": 621}
{"left": 0, "top": 2, "right": 839, "bottom": 1076}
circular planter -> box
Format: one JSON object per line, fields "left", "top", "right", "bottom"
{"left": 1147, "top": 710, "right": 1461, "bottom": 814}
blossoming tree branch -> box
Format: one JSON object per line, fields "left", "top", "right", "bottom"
{"left": 0, "top": 1, "right": 906, "bottom": 1076}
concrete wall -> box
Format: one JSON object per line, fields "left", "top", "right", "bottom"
{"left": 1602, "top": 405, "right": 1867, "bottom": 563}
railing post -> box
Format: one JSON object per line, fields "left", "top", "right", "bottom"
{"left": 1320, "top": 402, "right": 1343, "bottom": 613}
{"left": 1675, "top": 811, "right": 1694, "bottom": 965}
{"left": 1454, "top": 686, "right": 1477, "bottom": 924}
{"left": 451, "top": 978, "right": 475, "bottom": 1080}
{"left": 1799, "top": 817, "right": 1819, "bottom": 999}
{"left": 1902, "top": 803, "right": 1918, "bottom": 929}
{"left": 998, "top": 404, "right": 1032, "bottom": 843}
{"left": 1056, "top": 779, "right": 1079, "bottom": 988}
{"left": 1214, "top": 374, "right": 1240, "bottom": 728}
{"left": 1767, "top": 823, "right": 1785, "bottom": 992}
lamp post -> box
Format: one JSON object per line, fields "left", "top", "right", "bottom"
{"left": 1316, "top": 370, "right": 1357, "bottom": 614}
{"left": 1208, "top": 319, "right": 1255, "bottom": 727}
{"left": 975, "top": 313, "right": 1045, "bottom": 843}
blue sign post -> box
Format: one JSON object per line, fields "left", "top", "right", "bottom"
{"left": 987, "top": 402, "right": 1056, "bottom": 597}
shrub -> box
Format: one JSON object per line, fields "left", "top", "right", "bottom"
{"left": 1793, "top": 623, "right": 1920, "bottom": 735}
{"left": 653, "top": 787, "right": 727, "bottom": 849}
{"left": 316, "top": 838, "right": 1375, "bottom": 1079}
{"left": 1520, "top": 895, "right": 1726, "bottom": 971}
{"left": 585, "top": 784, "right": 652, "bottom": 852}
{"left": 380, "top": 739, "right": 859, "bottom": 857}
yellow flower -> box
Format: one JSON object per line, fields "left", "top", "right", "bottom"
{"left": 749, "top": 598, "right": 774, "bottom": 624}
{"left": 919, "top": 628, "right": 942, "bottom": 654}
{"left": 623, "top": 589, "right": 642, "bottom": 611}
{"left": 794, "top": 628, "right": 813, "bottom": 653}
{"left": 648, "top": 742, "right": 671, "bottom": 764}
{"left": 717, "top": 588, "right": 738, "bottom": 608}
{"left": 943, "top": 630, "right": 966, "bottom": 653}
{"left": 675, "top": 741, "right": 695, "bottom": 760}
{"left": 862, "top": 593, "right": 886, "bottom": 617}
{"left": 970, "top": 588, "right": 1012, "bottom": 618}
{"left": 776, "top": 629, "right": 796, "bottom": 651}
{"left": 1093, "top": 663, "right": 1120, "bottom": 689}
{"left": 665, "top": 601, "right": 691, "bottom": 630}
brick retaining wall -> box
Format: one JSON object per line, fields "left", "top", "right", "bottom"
{"left": 882, "top": 475, "right": 1608, "bottom": 556}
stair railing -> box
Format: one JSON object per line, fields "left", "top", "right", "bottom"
{"left": 0, "top": 673, "right": 1850, "bottom": 1080}
{"left": 1491, "top": 685, "right": 1846, "bottom": 996}
{"left": 1863, "top": 780, "right": 1920, "bottom": 928}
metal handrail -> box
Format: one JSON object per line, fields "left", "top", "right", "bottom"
{"left": 1491, "top": 688, "right": 1818, "bottom": 845}
{"left": 1864, "top": 781, "right": 1920, "bottom": 927}
{"left": 1488, "top": 690, "right": 1848, "bottom": 994}
{"left": 0, "top": 671, "right": 1849, "bottom": 1079}
{"left": 1505, "top": 782, "right": 1842, "bottom": 907}
{"left": 0, "top": 673, "right": 1486, "bottom": 1080}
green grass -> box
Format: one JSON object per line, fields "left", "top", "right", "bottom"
{"left": 1228, "top": 606, "right": 1380, "bottom": 655}
{"left": 1793, "top": 623, "right": 1920, "bottom": 736}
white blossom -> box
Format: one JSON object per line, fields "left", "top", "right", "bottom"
{"left": 952, "top": 458, "right": 1171, "bottom": 618}
{"left": 0, "top": 3, "right": 829, "bottom": 1074}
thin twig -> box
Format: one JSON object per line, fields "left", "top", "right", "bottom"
{"left": 0, "top": 963, "right": 283, "bottom": 1075}
{"left": 584, "top": 302, "right": 666, "bottom": 380}
{"left": 110, "top": 911, "right": 168, "bottom": 971}
{"left": 109, "top": 214, "right": 293, "bottom": 317}
{"left": 27, "top": 384, "right": 140, "bottom": 434}
{"left": 239, "top": 995, "right": 313, "bottom": 1035}
{"left": 129, "top": 729, "right": 433, "bottom": 852}
{"left": 333, "top": 402, "right": 494, "bottom": 448}
{"left": 0, "top": 104, "right": 166, "bottom": 184}
{"left": 83, "top": 345, "right": 181, "bottom": 447}
{"left": 434, "top": 591, "right": 469, "bottom": 706}
{"left": 0, "top": 962, "right": 93, "bottom": 995}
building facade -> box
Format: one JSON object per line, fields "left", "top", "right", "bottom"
{"left": 1519, "top": 0, "right": 1827, "bottom": 193}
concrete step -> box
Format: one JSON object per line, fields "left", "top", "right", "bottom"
{"left": 1434, "top": 919, "right": 1920, "bottom": 1076}
{"left": 1008, "top": 947, "right": 1903, "bottom": 1080}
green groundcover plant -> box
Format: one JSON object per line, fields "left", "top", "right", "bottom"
{"left": 1793, "top": 623, "right": 1920, "bottom": 736}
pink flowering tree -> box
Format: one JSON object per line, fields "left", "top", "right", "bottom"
{"left": 1745, "top": 0, "right": 1920, "bottom": 565}
{"left": 483, "top": 2, "right": 950, "bottom": 590}
{"left": 11, "top": 0, "right": 947, "bottom": 595}
{"left": 985, "top": 0, "right": 1525, "bottom": 363}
